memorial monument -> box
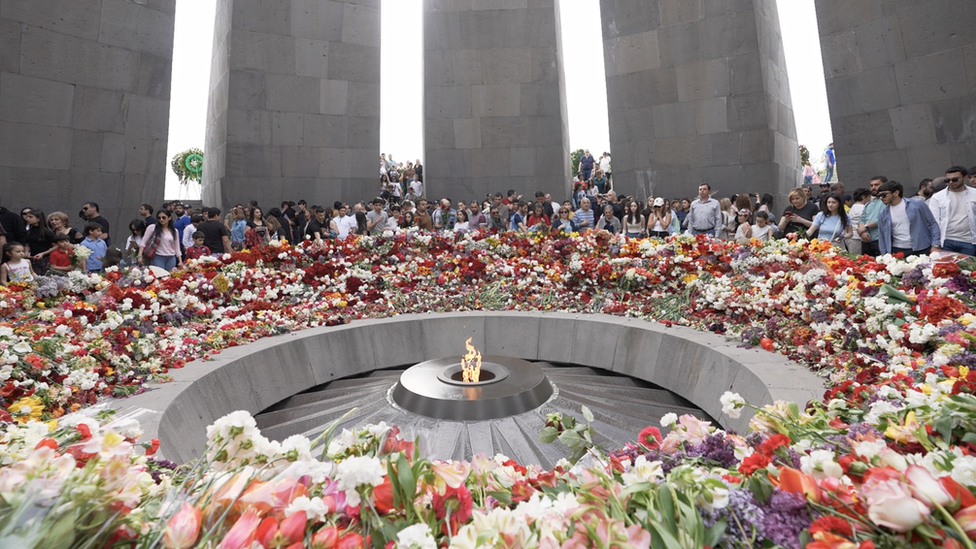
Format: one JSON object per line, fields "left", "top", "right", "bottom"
{"left": 0, "top": 0, "right": 175, "bottom": 239}
{"left": 815, "top": 0, "right": 976, "bottom": 186}
{"left": 1, "top": 1, "right": 971, "bottom": 232}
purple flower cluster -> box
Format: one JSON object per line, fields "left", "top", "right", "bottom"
{"left": 704, "top": 486, "right": 765, "bottom": 548}
{"left": 760, "top": 490, "right": 812, "bottom": 549}
{"left": 685, "top": 433, "right": 738, "bottom": 469}
{"left": 901, "top": 267, "right": 928, "bottom": 289}
{"left": 846, "top": 422, "right": 883, "bottom": 442}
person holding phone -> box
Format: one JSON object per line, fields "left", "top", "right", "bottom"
{"left": 777, "top": 188, "right": 819, "bottom": 239}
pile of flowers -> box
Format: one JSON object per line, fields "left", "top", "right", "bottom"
{"left": 3, "top": 231, "right": 976, "bottom": 547}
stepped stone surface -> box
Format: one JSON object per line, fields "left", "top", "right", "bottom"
{"left": 105, "top": 312, "right": 824, "bottom": 463}
{"left": 252, "top": 363, "right": 708, "bottom": 467}
{"left": 815, "top": 0, "right": 976, "bottom": 186}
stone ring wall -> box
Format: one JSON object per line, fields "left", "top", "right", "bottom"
{"left": 114, "top": 312, "right": 825, "bottom": 463}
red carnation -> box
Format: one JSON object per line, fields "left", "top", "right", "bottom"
{"left": 738, "top": 452, "right": 771, "bottom": 476}
{"left": 638, "top": 426, "right": 662, "bottom": 449}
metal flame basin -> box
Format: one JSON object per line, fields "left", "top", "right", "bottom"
{"left": 391, "top": 356, "right": 553, "bottom": 421}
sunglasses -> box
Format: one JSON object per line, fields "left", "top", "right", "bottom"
{"left": 879, "top": 192, "right": 891, "bottom": 198}
{"left": 947, "top": 177, "right": 963, "bottom": 183}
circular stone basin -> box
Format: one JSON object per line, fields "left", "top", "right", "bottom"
{"left": 392, "top": 355, "right": 553, "bottom": 421}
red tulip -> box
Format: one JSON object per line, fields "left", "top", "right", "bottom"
{"left": 257, "top": 512, "right": 307, "bottom": 549}
{"left": 760, "top": 337, "right": 774, "bottom": 351}
{"left": 955, "top": 504, "right": 976, "bottom": 540}
{"left": 337, "top": 531, "right": 364, "bottom": 549}
{"left": 310, "top": 526, "right": 338, "bottom": 549}
{"left": 163, "top": 503, "right": 202, "bottom": 549}
{"left": 372, "top": 477, "right": 395, "bottom": 514}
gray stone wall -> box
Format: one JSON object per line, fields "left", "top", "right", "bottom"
{"left": 203, "top": 0, "right": 381, "bottom": 210}
{"left": 423, "top": 0, "right": 571, "bottom": 203}
{"left": 0, "top": 0, "right": 175, "bottom": 241}
{"left": 600, "top": 0, "right": 799, "bottom": 202}
{"left": 816, "top": 0, "right": 976, "bottom": 187}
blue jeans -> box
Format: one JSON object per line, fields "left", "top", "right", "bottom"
{"left": 942, "top": 239, "right": 976, "bottom": 256}
{"left": 825, "top": 164, "right": 834, "bottom": 183}
{"left": 151, "top": 254, "right": 178, "bottom": 271}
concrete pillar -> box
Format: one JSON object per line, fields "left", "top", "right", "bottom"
{"left": 203, "top": 0, "right": 381, "bottom": 210}
{"left": 816, "top": 0, "right": 976, "bottom": 187}
{"left": 0, "top": 0, "right": 174, "bottom": 241}
{"left": 600, "top": 0, "right": 799, "bottom": 201}
{"left": 423, "top": 0, "right": 571, "bottom": 203}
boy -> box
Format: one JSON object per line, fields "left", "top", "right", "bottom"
{"left": 80, "top": 222, "right": 107, "bottom": 272}
{"left": 186, "top": 231, "right": 211, "bottom": 260}
{"left": 47, "top": 233, "right": 75, "bottom": 273}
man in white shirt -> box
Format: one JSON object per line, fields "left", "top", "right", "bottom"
{"left": 929, "top": 166, "right": 976, "bottom": 256}
{"left": 335, "top": 204, "right": 357, "bottom": 239}
{"left": 877, "top": 180, "right": 940, "bottom": 257}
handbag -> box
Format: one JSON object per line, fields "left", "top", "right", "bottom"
{"left": 143, "top": 228, "right": 161, "bottom": 259}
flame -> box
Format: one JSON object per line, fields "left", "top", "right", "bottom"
{"left": 461, "top": 337, "right": 482, "bottom": 383}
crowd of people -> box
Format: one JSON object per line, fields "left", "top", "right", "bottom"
{"left": 2, "top": 158, "right": 976, "bottom": 285}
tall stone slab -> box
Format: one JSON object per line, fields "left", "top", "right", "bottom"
{"left": 600, "top": 0, "right": 799, "bottom": 201}
{"left": 816, "top": 0, "right": 976, "bottom": 186}
{"left": 0, "top": 0, "right": 175, "bottom": 241}
{"left": 203, "top": 0, "right": 380, "bottom": 210}
{"left": 423, "top": 0, "right": 571, "bottom": 202}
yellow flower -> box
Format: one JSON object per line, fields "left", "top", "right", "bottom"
{"left": 682, "top": 274, "right": 698, "bottom": 284}
{"left": 961, "top": 366, "right": 971, "bottom": 379}
{"left": 8, "top": 396, "right": 44, "bottom": 424}
{"left": 885, "top": 410, "right": 920, "bottom": 444}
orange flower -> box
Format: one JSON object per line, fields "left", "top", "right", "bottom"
{"left": 776, "top": 467, "right": 821, "bottom": 503}
{"left": 217, "top": 508, "right": 261, "bottom": 549}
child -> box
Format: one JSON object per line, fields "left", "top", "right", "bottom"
{"left": 79, "top": 222, "right": 108, "bottom": 272}
{"left": 186, "top": 231, "right": 210, "bottom": 260}
{"left": 1, "top": 243, "right": 36, "bottom": 284}
{"left": 751, "top": 211, "right": 774, "bottom": 241}
{"left": 47, "top": 233, "right": 75, "bottom": 273}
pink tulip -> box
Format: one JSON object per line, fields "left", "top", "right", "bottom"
{"left": 905, "top": 465, "right": 952, "bottom": 508}
{"left": 861, "top": 470, "right": 929, "bottom": 532}
{"left": 163, "top": 503, "right": 202, "bottom": 549}
{"left": 217, "top": 508, "right": 262, "bottom": 549}
{"left": 955, "top": 504, "right": 976, "bottom": 540}
{"left": 310, "top": 526, "right": 339, "bottom": 549}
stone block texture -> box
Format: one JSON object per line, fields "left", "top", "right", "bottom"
{"left": 203, "top": 0, "right": 380, "bottom": 210}
{"left": 0, "top": 0, "right": 174, "bottom": 241}
{"left": 600, "top": 0, "right": 799, "bottom": 202}
{"left": 423, "top": 0, "right": 571, "bottom": 203}
{"left": 816, "top": 0, "right": 976, "bottom": 186}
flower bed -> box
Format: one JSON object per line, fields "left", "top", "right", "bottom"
{"left": 3, "top": 231, "right": 976, "bottom": 548}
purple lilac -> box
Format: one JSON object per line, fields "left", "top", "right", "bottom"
{"left": 760, "top": 490, "right": 812, "bottom": 549}
{"left": 901, "top": 267, "right": 928, "bottom": 289}
{"left": 939, "top": 323, "right": 965, "bottom": 337}
{"left": 685, "top": 433, "right": 739, "bottom": 468}
{"left": 703, "top": 486, "right": 766, "bottom": 548}
{"left": 846, "top": 423, "right": 883, "bottom": 441}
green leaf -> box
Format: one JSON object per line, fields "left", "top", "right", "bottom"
{"left": 539, "top": 426, "right": 560, "bottom": 444}
{"left": 487, "top": 490, "right": 512, "bottom": 506}
{"left": 582, "top": 405, "right": 594, "bottom": 423}
{"left": 558, "top": 429, "right": 584, "bottom": 448}
{"left": 936, "top": 415, "right": 954, "bottom": 443}
{"left": 396, "top": 454, "right": 416, "bottom": 505}
{"left": 704, "top": 519, "right": 727, "bottom": 548}
{"left": 648, "top": 523, "right": 684, "bottom": 549}
{"left": 962, "top": 432, "right": 976, "bottom": 446}
{"left": 798, "top": 529, "right": 811, "bottom": 549}
{"left": 658, "top": 486, "right": 677, "bottom": 532}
